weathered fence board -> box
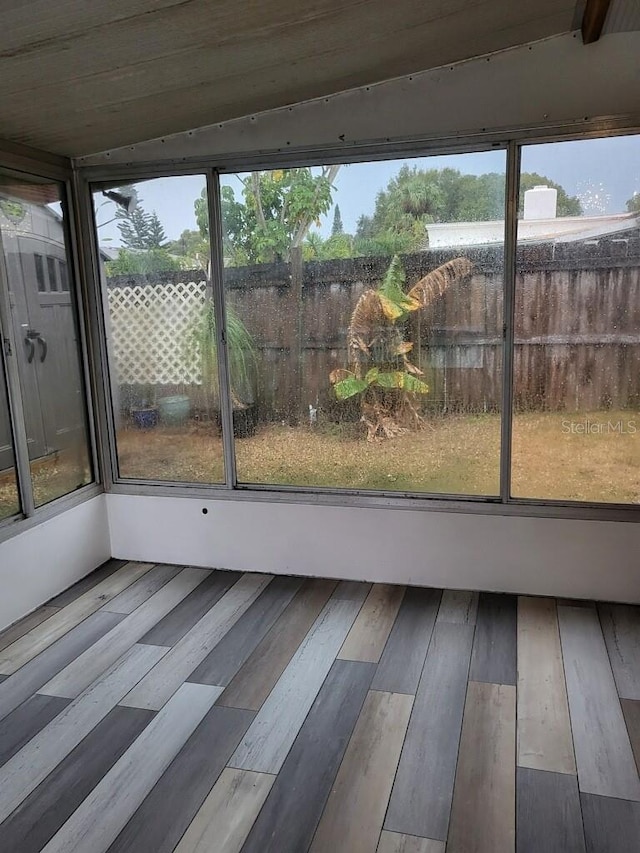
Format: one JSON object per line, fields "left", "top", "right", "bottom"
{"left": 106, "top": 242, "right": 640, "bottom": 420}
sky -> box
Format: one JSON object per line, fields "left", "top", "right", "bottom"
{"left": 94, "top": 135, "right": 640, "bottom": 248}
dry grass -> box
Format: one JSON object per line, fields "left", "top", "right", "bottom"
{"left": 117, "top": 409, "right": 638, "bottom": 503}
{"left": 2, "top": 409, "right": 636, "bottom": 518}
{"left": 511, "top": 411, "right": 640, "bottom": 503}
{"left": 0, "top": 452, "right": 91, "bottom": 521}
{"left": 116, "top": 422, "right": 225, "bottom": 484}
{"left": 235, "top": 417, "right": 501, "bottom": 494}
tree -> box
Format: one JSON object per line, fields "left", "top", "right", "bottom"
{"left": 104, "top": 248, "right": 180, "bottom": 275}
{"left": 109, "top": 196, "right": 178, "bottom": 273}
{"left": 116, "top": 206, "right": 154, "bottom": 250}
{"left": 627, "top": 192, "right": 640, "bottom": 213}
{"left": 354, "top": 166, "right": 583, "bottom": 256}
{"left": 196, "top": 167, "right": 340, "bottom": 266}
{"left": 116, "top": 201, "right": 168, "bottom": 250}
{"left": 186, "top": 300, "right": 257, "bottom": 413}
{"left": 331, "top": 205, "right": 344, "bottom": 235}
{"left": 354, "top": 165, "right": 445, "bottom": 256}
{"left": 330, "top": 255, "right": 473, "bottom": 440}
{"left": 146, "top": 212, "right": 168, "bottom": 248}
{"left": 167, "top": 229, "right": 210, "bottom": 271}
{"left": 303, "top": 230, "right": 355, "bottom": 261}
{"left": 518, "top": 173, "right": 582, "bottom": 217}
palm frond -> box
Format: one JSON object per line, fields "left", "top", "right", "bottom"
{"left": 347, "top": 289, "right": 387, "bottom": 369}
{"left": 187, "top": 299, "right": 257, "bottom": 409}
{"left": 407, "top": 257, "right": 474, "bottom": 308}
{"left": 378, "top": 254, "right": 420, "bottom": 316}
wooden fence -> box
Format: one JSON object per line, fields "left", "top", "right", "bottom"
{"left": 106, "top": 237, "right": 640, "bottom": 420}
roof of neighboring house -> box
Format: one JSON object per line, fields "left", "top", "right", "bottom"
{"left": 98, "top": 245, "right": 121, "bottom": 261}
{"left": 426, "top": 212, "right": 640, "bottom": 249}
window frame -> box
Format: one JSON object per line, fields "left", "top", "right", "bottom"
{"left": 0, "top": 150, "right": 101, "bottom": 541}
{"left": 77, "top": 125, "right": 640, "bottom": 523}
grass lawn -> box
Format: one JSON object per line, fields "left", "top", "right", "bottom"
{"left": 115, "top": 409, "right": 638, "bottom": 503}
{"left": 1, "top": 409, "right": 636, "bottom": 518}
{"left": 0, "top": 452, "right": 92, "bottom": 521}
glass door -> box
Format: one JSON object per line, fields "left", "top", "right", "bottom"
{"left": 0, "top": 171, "right": 94, "bottom": 512}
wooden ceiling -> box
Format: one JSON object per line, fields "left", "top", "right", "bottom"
{"left": 0, "top": 0, "right": 596, "bottom": 158}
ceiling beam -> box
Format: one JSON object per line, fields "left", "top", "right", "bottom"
{"left": 582, "top": 0, "right": 613, "bottom": 44}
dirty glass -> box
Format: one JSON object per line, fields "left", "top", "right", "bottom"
{"left": 220, "top": 152, "right": 506, "bottom": 494}
{"left": 511, "top": 134, "right": 640, "bottom": 503}
{"left": 0, "top": 174, "right": 93, "bottom": 508}
{"left": 92, "top": 175, "right": 225, "bottom": 483}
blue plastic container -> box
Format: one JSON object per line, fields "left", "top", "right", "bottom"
{"left": 131, "top": 407, "right": 158, "bottom": 429}
{"left": 158, "top": 395, "right": 191, "bottom": 426}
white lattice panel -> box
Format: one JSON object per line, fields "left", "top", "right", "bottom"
{"left": 107, "top": 279, "right": 207, "bottom": 385}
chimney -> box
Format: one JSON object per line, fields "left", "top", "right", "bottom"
{"left": 523, "top": 185, "right": 558, "bottom": 220}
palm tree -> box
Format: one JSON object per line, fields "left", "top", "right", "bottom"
{"left": 187, "top": 300, "right": 257, "bottom": 415}
{"left": 330, "top": 255, "right": 474, "bottom": 440}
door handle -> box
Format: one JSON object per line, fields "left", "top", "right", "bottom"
{"left": 36, "top": 334, "right": 48, "bottom": 363}
{"left": 24, "top": 335, "right": 35, "bottom": 363}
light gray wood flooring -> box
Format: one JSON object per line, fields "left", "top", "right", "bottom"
{"left": 0, "top": 559, "right": 638, "bottom": 852}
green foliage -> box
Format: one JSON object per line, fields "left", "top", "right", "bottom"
{"left": 0, "top": 198, "right": 26, "bottom": 224}
{"left": 354, "top": 166, "right": 583, "bottom": 256}
{"left": 333, "top": 375, "right": 368, "bottom": 400}
{"left": 205, "top": 168, "right": 338, "bottom": 265}
{"left": 333, "top": 367, "right": 428, "bottom": 401}
{"left": 167, "top": 229, "right": 211, "bottom": 271}
{"left": 353, "top": 226, "right": 420, "bottom": 258}
{"left": 186, "top": 301, "right": 257, "bottom": 409}
{"left": 107, "top": 195, "right": 176, "bottom": 273}
{"left": 105, "top": 248, "right": 180, "bottom": 275}
{"left": 195, "top": 188, "right": 210, "bottom": 238}
{"left": 303, "top": 231, "right": 355, "bottom": 261}
{"left": 330, "top": 254, "right": 432, "bottom": 427}
{"left": 331, "top": 205, "right": 344, "bottom": 235}
{"left": 377, "top": 254, "right": 419, "bottom": 319}
{"left": 627, "top": 192, "right": 640, "bottom": 213}
{"left": 518, "top": 173, "right": 582, "bottom": 217}
{"left": 116, "top": 203, "right": 167, "bottom": 250}
{"left": 146, "top": 212, "right": 168, "bottom": 247}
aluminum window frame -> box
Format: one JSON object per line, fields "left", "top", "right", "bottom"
{"left": 0, "top": 145, "right": 102, "bottom": 541}
{"left": 78, "top": 122, "right": 640, "bottom": 523}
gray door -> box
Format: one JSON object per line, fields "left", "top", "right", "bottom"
{"left": 19, "top": 234, "right": 86, "bottom": 456}
{"left": 0, "top": 180, "right": 93, "bottom": 509}
{"left": 4, "top": 233, "right": 48, "bottom": 461}
{"left": 3, "top": 206, "right": 87, "bottom": 463}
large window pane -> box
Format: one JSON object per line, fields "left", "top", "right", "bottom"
{"left": 93, "top": 175, "right": 224, "bottom": 483}
{"left": 512, "top": 134, "right": 640, "bottom": 503}
{"left": 221, "top": 153, "right": 505, "bottom": 494}
{"left": 0, "top": 174, "right": 93, "bottom": 508}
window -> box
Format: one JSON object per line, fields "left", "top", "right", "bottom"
{"left": 58, "top": 260, "right": 69, "bottom": 291}
{"left": 90, "top": 132, "right": 639, "bottom": 511}
{"left": 0, "top": 173, "right": 94, "bottom": 509}
{"left": 220, "top": 152, "right": 506, "bottom": 494}
{"left": 34, "top": 254, "right": 46, "bottom": 292}
{"left": 93, "top": 175, "right": 224, "bottom": 483}
{"left": 511, "top": 134, "right": 640, "bottom": 503}
{"left": 46, "top": 255, "right": 58, "bottom": 291}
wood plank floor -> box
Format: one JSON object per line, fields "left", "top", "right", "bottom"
{"left": 0, "top": 559, "right": 638, "bottom": 852}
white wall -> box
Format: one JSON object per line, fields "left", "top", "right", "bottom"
{"left": 108, "top": 494, "right": 640, "bottom": 604}
{"left": 0, "top": 495, "right": 111, "bottom": 631}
